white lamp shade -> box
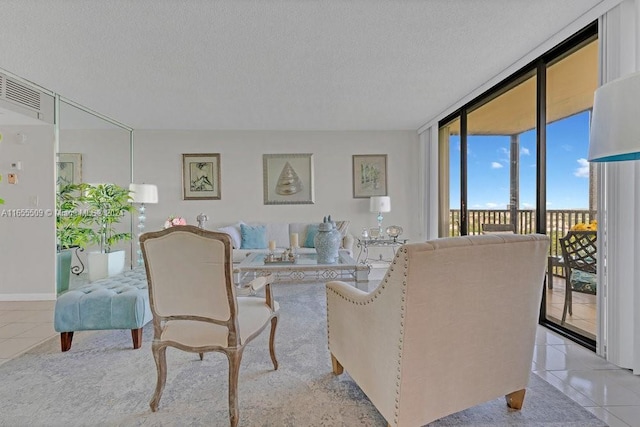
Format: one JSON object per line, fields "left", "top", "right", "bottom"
{"left": 589, "top": 70, "right": 640, "bottom": 162}
{"left": 370, "top": 196, "right": 391, "bottom": 213}
{"left": 129, "top": 183, "right": 158, "bottom": 204}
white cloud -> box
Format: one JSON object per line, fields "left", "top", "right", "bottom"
{"left": 521, "top": 147, "right": 530, "bottom": 156}
{"left": 574, "top": 158, "right": 589, "bottom": 178}
{"left": 499, "top": 147, "right": 509, "bottom": 155}
{"left": 522, "top": 202, "right": 534, "bottom": 208}
{"left": 486, "top": 202, "right": 499, "bottom": 208}
{"left": 491, "top": 162, "right": 503, "bottom": 169}
{"left": 562, "top": 144, "right": 572, "bottom": 152}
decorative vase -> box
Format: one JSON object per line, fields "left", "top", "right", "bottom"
{"left": 314, "top": 216, "right": 341, "bottom": 264}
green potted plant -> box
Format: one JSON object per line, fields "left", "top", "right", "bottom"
{"left": 82, "top": 183, "right": 135, "bottom": 281}
{"left": 56, "top": 183, "right": 92, "bottom": 293}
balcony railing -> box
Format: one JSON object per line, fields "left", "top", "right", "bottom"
{"left": 449, "top": 209, "right": 597, "bottom": 275}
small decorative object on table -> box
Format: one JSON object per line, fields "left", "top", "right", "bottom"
{"left": 196, "top": 213, "right": 209, "bottom": 229}
{"left": 164, "top": 215, "right": 187, "bottom": 229}
{"left": 264, "top": 248, "right": 297, "bottom": 264}
{"left": 385, "top": 225, "right": 403, "bottom": 241}
{"left": 314, "top": 215, "right": 341, "bottom": 264}
{"left": 361, "top": 228, "right": 369, "bottom": 239}
{"left": 369, "top": 227, "right": 381, "bottom": 239}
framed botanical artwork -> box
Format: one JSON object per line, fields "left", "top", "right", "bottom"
{"left": 56, "top": 153, "right": 82, "bottom": 187}
{"left": 263, "top": 153, "right": 314, "bottom": 205}
{"left": 352, "top": 154, "right": 388, "bottom": 198}
{"left": 182, "top": 153, "right": 221, "bottom": 200}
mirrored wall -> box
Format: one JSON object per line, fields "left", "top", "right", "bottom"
{"left": 56, "top": 97, "right": 133, "bottom": 287}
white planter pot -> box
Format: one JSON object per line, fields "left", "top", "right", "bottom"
{"left": 88, "top": 250, "right": 126, "bottom": 282}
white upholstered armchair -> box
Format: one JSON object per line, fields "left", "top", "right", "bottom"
{"left": 326, "top": 233, "right": 549, "bottom": 427}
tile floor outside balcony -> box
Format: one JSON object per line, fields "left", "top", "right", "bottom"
{"left": 546, "top": 274, "right": 597, "bottom": 340}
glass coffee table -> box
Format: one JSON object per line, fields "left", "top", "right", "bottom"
{"left": 235, "top": 251, "right": 369, "bottom": 290}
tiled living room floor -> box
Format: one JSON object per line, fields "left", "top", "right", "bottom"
{"left": 1, "top": 271, "right": 639, "bottom": 426}
{"left": 0, "top": 300, "right": 56, "bottom": 363}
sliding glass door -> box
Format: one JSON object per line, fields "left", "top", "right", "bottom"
{"left": 438, "top": 23, "right": 598, "bottom": 349}
{"left": 544, "top": 38, "right": 598, "bottom": 342}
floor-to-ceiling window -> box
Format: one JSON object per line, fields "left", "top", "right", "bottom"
{"left": 544, "top": 38, "right": 598, "bottom": 342}
{"left": 438, "top": 22, "right": 598, "bottom": 349}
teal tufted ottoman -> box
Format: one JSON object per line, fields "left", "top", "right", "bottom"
{"left": 54, "top": 268, "right": 152, "bottom": 352}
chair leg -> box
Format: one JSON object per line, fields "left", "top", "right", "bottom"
{"left": 131, "top": 328, "right": 143, "bottom": 349}
{"left": 150, "top": 342, "right": 167, "bottom": 412}
{"left": 269, "top": 315, "right": 279, "bottom": 370}
{"left": 227, "top": 349, "right": 244, "bottom": 427}
{"left": 561, "top": 275, "right": 572, "bottom": 324}
{"left": 505, "top": 389, "right": 526, "bottom": 409}
{"left": 60, "top": 332, "right": 74, "bottom": 352}
{"left": 331, "top": 353, "right": 344, "bottom": 375}
{"left": 198, "top": 352, "right": 204, "bottom": 360}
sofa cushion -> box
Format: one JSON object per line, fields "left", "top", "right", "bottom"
{"left": 335, "top": 220, "right": 350, "bottom": 237}
{"left": 218, "top": 222, "right": 244, "bottom": 248}
{"left": 570, "top": 270, "right": 597, "bottom": 295}
{"left": 264, "top": 223, "right": 290, "bottom": 248}
{"left": 304, "top": 224, "right": 320, "bottom": 248}
{"left": 240, "top": 224, "right": 268, "bottom": 249}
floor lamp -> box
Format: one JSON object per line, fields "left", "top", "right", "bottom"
{"left": 129, "top": 183, "right": 158, "bottom": 266}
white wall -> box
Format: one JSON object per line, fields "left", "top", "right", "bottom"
{"left": 0, "top": 125, "right": 56, "bottom": 300}
{"left": 133, "top": 130, "right": 421, "bottom": 243}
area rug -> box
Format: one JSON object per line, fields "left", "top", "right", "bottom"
{"left": 0, "top": 283, "right": 607, "bottom": 426}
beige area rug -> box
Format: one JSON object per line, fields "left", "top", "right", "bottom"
{"left": 0, "top": 282, "right": 607, "bottom": 426}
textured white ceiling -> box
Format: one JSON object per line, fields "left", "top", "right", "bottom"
{"left": 0, "top": 0, "right": 605, "bottom": 130}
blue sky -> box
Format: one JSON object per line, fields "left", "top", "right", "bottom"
{"left": 449, "top": 111, "right": 591, "bottom": 210}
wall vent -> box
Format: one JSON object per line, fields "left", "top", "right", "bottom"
{"left": 0, "top": 72, "right": 53, "bottom": 123}
{"left": 3, "top": 77, "right": 41, "bottom": 112}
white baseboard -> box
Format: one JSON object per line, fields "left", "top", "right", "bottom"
{"left": 0, "top": 293, "right": 56, "bottom": 301}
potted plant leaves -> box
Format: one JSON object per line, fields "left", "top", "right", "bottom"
{"left": 56, "top": 183, "right": 92, "bottom": 293}
{"left": 81, "top": 183, "right": 135, "bottom": 281}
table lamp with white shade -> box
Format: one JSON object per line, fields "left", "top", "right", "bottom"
{"left": 589, "top": 70, "right": 640, "bottom": 163}
{"left": 129, "top": 183, "right": 158, "bottom": 266}
{"left": 370, "top": 196, "right": 391, "bottom": 237}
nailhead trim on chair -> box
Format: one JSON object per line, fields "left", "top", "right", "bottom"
{"left": 392, "top": 247, "right": 409, "bottom": 426}
{"left": 326, "top": 247, "right": 409, "bottom": 427}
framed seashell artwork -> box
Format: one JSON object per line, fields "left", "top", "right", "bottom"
{"left": 263, "top": 153, "right": 314, "bottom": 205}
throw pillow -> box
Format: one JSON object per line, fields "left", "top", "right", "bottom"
{"left": 240, "top": 224, "right": 268, "bottom": 249}
{"left": 335, "top": 220, "right": 350, "bottom": 237}
{"left": 217, "top": 222, "right": 243, "bottom": 248}
{"left": 304, "top": 224, "right": 320, "bottom": 248}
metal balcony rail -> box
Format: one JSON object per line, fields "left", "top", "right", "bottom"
{"left": 449, "top": 209, "right": 597, "bottom": 278}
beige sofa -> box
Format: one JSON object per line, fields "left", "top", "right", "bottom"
{"left": 326, "top": 233, "right": 549, "bottom": 426}
{"left": 217, "top": 221, "right": 354, "bottom": 263}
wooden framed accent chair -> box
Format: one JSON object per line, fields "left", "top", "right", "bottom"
{"left": 326, "top": 234, "right": 549, "bottom": 427}
{"left": 559, "top": 230, "right": 597, "bottom": 324}
{"left": 140, "top": 225, "right": 279, "bottom": 427}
